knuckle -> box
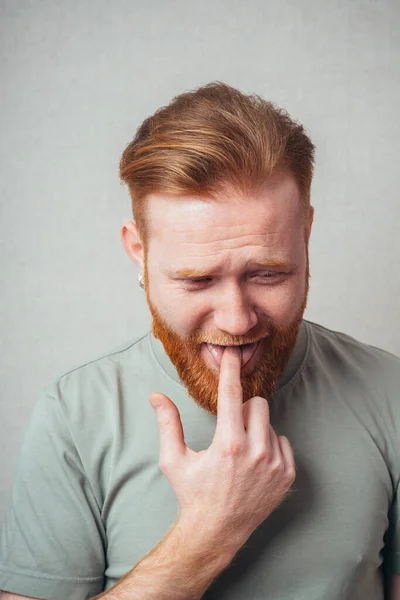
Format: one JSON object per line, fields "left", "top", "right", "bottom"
{"left": 269, "top": 457, "right": 284, "bottom": 474}
{"left": 158, "top": 413, "right": 174, "bottom": 431}
{"left": 279, "top": 436, "right": 294, "bottom": 456}
{"left": 286, "top": 465, "right": 296, "bottom": 484}
{"left": 278, "top": 435, "right": 291, "bottom": 448}
{"left": 248, "top": 395, "right": 269, "bottom": 412}
{"left": 221, "top": 439, "right": 243, "bottom": 458}
{"left": 252, "top": 446, "right": 269, "bottom": 464}
{"left": 223, "top": 383, "right": 242, "bottom": 399}
{"left": 158, "top": 455, "right": 174, "bottom": 474}
{"left": 252, "top": 395, "right": 269, "bottom": 406}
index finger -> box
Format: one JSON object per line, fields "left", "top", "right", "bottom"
{"left": 215, "top": 346, "right": 244, "bottom": 437}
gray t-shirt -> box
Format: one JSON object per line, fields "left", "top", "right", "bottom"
{"left": 1, "top": 320, "right": 400, "bottom": 600}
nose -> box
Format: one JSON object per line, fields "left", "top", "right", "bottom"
{"left": 213, "top": 281, "right": 258, "bottom": 336}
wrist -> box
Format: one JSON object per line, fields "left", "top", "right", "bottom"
{"left": 175, "top": 512, "right": 240, "bottom": 571}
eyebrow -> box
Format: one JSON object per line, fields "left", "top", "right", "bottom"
{"left": 174, "top": 259, "right": 292, "bottom": 278}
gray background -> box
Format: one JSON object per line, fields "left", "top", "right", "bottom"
{"left": 1, "top": 0, "right": 399, "bottom": 521}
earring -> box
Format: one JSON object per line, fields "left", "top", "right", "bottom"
{"left": 138, "top": 271, "right": 145, "bottom": 289}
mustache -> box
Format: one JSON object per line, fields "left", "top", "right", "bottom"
{"left": 189, "top": 326, "right": 276, "bottom": 347}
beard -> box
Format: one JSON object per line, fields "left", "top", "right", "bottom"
{"left": 143, "top": 256, "right": 309, "bottom": 415}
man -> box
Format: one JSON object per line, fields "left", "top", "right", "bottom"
{"left": 0, "top": 82, "right": 400, "bottom": 600}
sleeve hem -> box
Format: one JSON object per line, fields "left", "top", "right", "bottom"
{"left": 0, "top": 568, "right": 103, "bottom": 600}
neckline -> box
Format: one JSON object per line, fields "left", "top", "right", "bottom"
{"left": 149, "top": 320, "right": 309, "bottom": 394}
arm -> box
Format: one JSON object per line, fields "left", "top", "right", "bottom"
{"left": 92, "top": 515, "right": 235, "bottom": 600}
{"left": 0, "top": 390, "right": 106, "bottom": 599}
{"left": 0, "top": 516, "right": 235, "bottom": 600}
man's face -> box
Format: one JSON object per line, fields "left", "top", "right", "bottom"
{"left": 123, "top": 173, "right": 313, "bottom": 414}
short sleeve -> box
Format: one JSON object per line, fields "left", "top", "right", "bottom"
{"left": 0, "top": 390, "right": 106, "bottom": 599}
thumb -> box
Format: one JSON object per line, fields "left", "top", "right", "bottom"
{"left": 149, "top": 392, "right": 186, "bottom": 462}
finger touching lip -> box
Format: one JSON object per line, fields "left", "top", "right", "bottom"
{"left": 205, "top": 341, "right": 260, "bottom": 368}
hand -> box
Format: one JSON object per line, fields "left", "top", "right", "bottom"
{"left": 149, "top": 346, "right": 296, "bottom": 551}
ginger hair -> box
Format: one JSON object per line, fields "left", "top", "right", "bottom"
{"left": 119, "top": 82, "right": 315, "bottom": 243}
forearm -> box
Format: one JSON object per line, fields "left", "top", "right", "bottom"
{"left": 93, "top": 517, "right": 237, "bottom": 600}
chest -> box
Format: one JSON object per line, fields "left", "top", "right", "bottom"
{"left": 101, "top": 411, "right": 392, "bottom": 599}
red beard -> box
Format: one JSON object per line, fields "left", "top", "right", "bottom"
{"left": 144, "top": 260, "right": 309, "bottom": 415}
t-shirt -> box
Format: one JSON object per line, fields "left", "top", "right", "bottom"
{"left": 1, "top": 319, "right": 400, "bottom": 600}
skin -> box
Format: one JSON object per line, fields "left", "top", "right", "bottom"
{"left": 123, "top": 173, "right": 313, "bottom": 337}
{"left": 121, "top": 172, "right": 314, "bottom": 412}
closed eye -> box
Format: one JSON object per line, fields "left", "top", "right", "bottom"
{"left": 254, "top": 272, "right": 284, "bottom": 278}
{"left": 183, "top": 273, "right": 287, "bottom": 289}
{"left": 187, "top": 277, "right": 213, "bottom": 284}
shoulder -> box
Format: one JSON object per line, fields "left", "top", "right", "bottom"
{"left": 30, "top": 332, "right": 157, "bottom": 487}
{"left": 304, "top": 319, "right": 400, "bottom": 388}
{"left": 40, "top": 332, "right": 154, "bottom": 424}
{"left": 47, "top": 332, "right": 152, "bottom": 390}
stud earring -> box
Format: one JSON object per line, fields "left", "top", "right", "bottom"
{"left": 138, "top": 271, "right": 145, "bottom": 289}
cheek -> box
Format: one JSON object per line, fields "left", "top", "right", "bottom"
{"left": 256, "top": 277, "right": 306, "bottom": 326}
{"left": 149, "top": 281, "right": 209, "bottom": 333}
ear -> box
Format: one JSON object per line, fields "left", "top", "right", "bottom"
{"left": 121, "top": 220, "right": 145, "bottom": 268}
{"left": 305, "top": 205, "right": 314, "bottom": 244}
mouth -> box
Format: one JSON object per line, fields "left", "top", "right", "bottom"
{"left": 204, "top": 340, "right": 261, "bottom": 368}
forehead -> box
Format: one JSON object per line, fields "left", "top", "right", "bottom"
{"left": 146, "top": 174, "right": 304, "bottom": 263}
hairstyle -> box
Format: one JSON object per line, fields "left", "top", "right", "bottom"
{"left": 119, "top": 81, "right": 315, "bottom": 243}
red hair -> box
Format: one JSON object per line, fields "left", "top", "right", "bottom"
{"left": 120, "top": 82, "right": 315, "bottom": 241}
